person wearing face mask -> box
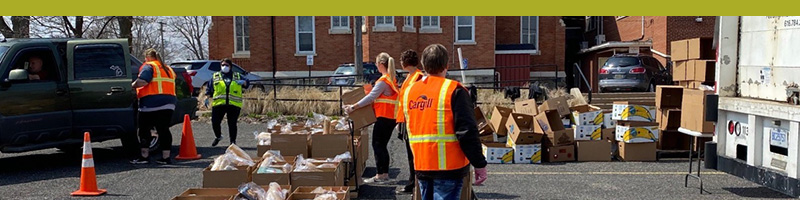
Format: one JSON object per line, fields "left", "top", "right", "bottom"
{"left": 205, "top": 58, "right": 249, "bottom": 146}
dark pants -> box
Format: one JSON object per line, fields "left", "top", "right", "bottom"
{"left": 399, "top": 123, "right": 416, "bottom": 188}
{"left": 212, "top": 104, "right": 241, "bottom": 144}
{"left": 138, "top": 109, "right": 173, "bottom": 152}
{"left": 373, "top": 117, "right": 397, "bottom": 174}
{"left": 419, "top": 178, "right": 463, "bottom": 200}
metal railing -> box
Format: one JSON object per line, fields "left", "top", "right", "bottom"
{"left": 573, "top": 63, "right": 593, "bottom": 103}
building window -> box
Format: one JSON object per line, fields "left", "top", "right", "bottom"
{"left": 234, "top": 16, "right": 249, "bottom": 53}
{"left": 422, "top": 16, "right": 439, "bottom": 28}
{"left": 456, "top": 16, "right": 475, "bottom": 43}
{"left": 586, "top": 16, "right": 601, "bottom": 32}
{"left": 403, "top": 16, "right": 415, "bottom": 33}
{"left": 375, "top": 16, "right": 394, "bottom": 26}
{"left": 330, "top": 16, "right": 351, "bottom": 34}
{"left": 296, "top": 16, "right": 315, "bottom": 54}
{"left": 521, "top": 16, "right": 539, "bottom": 50}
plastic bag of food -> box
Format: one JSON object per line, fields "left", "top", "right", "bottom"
{"left": 306, "top": 158, "right": 327, "bottom": 163}
{"left": 257, "top": 157, "right": 275, "bottom": 169}
{"left": 281, "top": 123, "right": 293, "bottom": 134}
{"left": 294, "top": 155, "right": 322, "bottom": 172}
{"left": 255, "top": 132, "right": 271, "bottom": 146}
{"left": 225, "top": 151, "right": 255, "bottom": 167}
{"left": 266, "top": 119, "right": 279, "bottom": 130}
{"left": 313, "top": 193, "right": 337, "bottom": 200}
{"left": 265, "top": 182, "right": 286, "bottom": 200}
{"left": 305, "top": 112, "right": 330, "bottom": 127}
{"left": 281, "top": 163, "right": 293, "bottom": 173}
{"left": 316, "top": 163, "right": 337, "bottom": 169}
{"left": 331, "top": 152, "right": 352, "bottom": 162}
{"left": 210, "top": 155, "right": 233, "bottom": 171}
{"left": 310, "top": 187, "right": 327, "bottom": 194}
{"left": 236, "top": 182, "right": 267, "bottom": 200}
{"left": 334, "top": 119, "right": 349, "bottom": 131}
{"left": 227, "top": 144, "right": 253, "bottom": 162}
{"left": 256, "top": 167, "right": 283, "bottom": 174}
{"left": 261, "top": 150, "right": 285, "bottom": 163}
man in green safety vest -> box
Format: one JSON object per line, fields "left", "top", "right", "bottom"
{"left": 205, "top": 58, "right": 249, "bottom": 146}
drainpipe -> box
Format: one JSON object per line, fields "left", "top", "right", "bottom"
{"left": 636, "top": 16, "right": 645, "bottom": 41}
{"left": 271, "top": 16, "right": 276, "bottom": 80}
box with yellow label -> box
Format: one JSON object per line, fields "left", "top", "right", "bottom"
{"left": 612, "top": 102, "right": 657, "bottom": 122}
{"left": 512, "top": 144, "right": 542, "bottom": 164}
{"left": 615, "top": 126, "right": 660, "bottom": 143}
{"left": 482, "top": 143, "right": 514, "bottom": 164}
{"left": 573, "top": 125, "right": 603, "bottom": 141}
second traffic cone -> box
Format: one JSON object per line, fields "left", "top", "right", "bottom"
{"left": 176, "top": 114, "right": 202, "bottom": 160}
{"left": 71, "top": 132, "right": 107, "bottom": 196}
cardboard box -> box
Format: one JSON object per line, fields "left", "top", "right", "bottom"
{"left": 659, "top": 109, "right": 681, "bottom": 130}
{"left": 687, "top": 38, "right": 714, "bottom": 60}
{"left": 577, "top": 140, "right": 611, "bottom": 162}
{"left": 573, "top": 125, "right": 603, "bottom": 141}
{"left": 571, "top": 110, "right": 603, "bottom": 126}
{"left": 601, "top": 128, "right": 616, "bottom": 141}
{"left": 656, "top": 86, "right": 683, "bottom": 109}
{"left": 616, "top": 126, "right": 659, "bottom": 143}
{"left": 671, "top": 40, "right": 688, "bottom": 61}
{"left": 678, "top": 81, "right": 690, "bottom": 88}
{"left": 290, "top": 162, "right": 342, "bottom": 190}
{"left": 252, "top": 166, "right": 291, "bottom": 185}
{"left": 257, "top": 145, "right": 271, "bottom": 158}
{"left": 475, "top": 107, "right": 495, "bottom": 136}
{"left": 544, "top": 129, "right": 574, "bottom": 147}
{"left": 310, "top": 133, "right": 351, "bottom": 158}
{"left": 673, "top": 61, "right": 687, "bottom": 81}
{"left": 512, "top": 144, "right": 542, "bottom": 164}
{"left": 202, "top": 166, "right": 250, "bottom": 188}
{"left": 562, "top": 117, "right": 574, "bottom": 128}
{"left": 692, "top": 60, "right": 715, "bottom": 82}
{"left": 176, "top": 186, "right": 290, "bottom": 200}
{"left": 289, "top": 193, "right": 347, "bottom": 200}
{"left": 342, "top": 86, "right": 377, "bottom": 129}
{"left": 514, "top": 99, "right": 539, "bottom": 115}
{"left": 271, "top": 133, "right": 309, "bottom": 157}
{"left": 505, "top": 113, "right": 543, "bottom": 146}
{"left": 544, "top": 145, "right": 575, "bottom": 162}
{"left": 534, "top": 110, "right": 566, "bottom": 134}
{"left": 618, "top": 142, "right": 656, "bottom": 161}
{"left": 538, "top": 96, "right": 571, "bottom": 116}
{"left": 490, "top": 106, "right": 513, "bottom": 136}
{"left": 413, "top": 168, "right": 473, "bottom": 200}
{"left": 479, "top": 134, "right": 498, "bottom": 143}
{"left": 292, "top": 186, "right": 351, "bottom": 199}
{"left": 602, "top": 111, "right": 615, "bottom": 128}
{"left": 482, "top": 143, "right": 514, "bottom": 164}
{"left": 612, "top": 102, "right": 656, "bottom": 122}
{"left": 681, "top": 89, "right": 715, "bottom": 133}
{"left": 172, "top": 196, "right": 232, "bottom": 200}
{"left": 659, "top": 130, "right": 691, "bottom": 150}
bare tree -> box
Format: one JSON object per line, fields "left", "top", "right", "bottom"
{"left": 118, "top": 16, "right": 133, "bottom": 50}
{"left": 0, "top": 16, "right": 31, "bottom": 38}
{"left": 130, "top": 16, "right": 175, "bottom": 62}
{"left": 169, "top": 16, "right": 210, "bottom": 60}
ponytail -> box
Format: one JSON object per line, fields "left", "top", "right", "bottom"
{"left": 376, "top": 52, "right": 396, "bottom": 83}
{"left": 144, "top": 48, "right": 172, "bottom": 78}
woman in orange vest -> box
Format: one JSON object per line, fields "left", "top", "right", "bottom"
{"left": 130, "top": 48, "right": 178, "bottom": 165}
{"left": 403, "top": 44, "right": 487, "bottom": 200}
{"left": 396, "top": 49, "right": 424, "bottom": 194}
{"left": 344, "top": 52, "right": 399, "bottom": 183}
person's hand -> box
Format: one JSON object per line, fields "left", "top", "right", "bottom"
{"left": 474, "top": 167, "right": 488, "bottom": 186}
{"left": 343, "top": 105, "right": 355, "bottom": 114}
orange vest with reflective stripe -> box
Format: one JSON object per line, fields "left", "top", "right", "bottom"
{"left": 373, "top": 75, "right": 399, "bottom": 119}
{"left": 136, "top": 61, "right": 176, "bottom": 99}
{"left": 403, "top": 76, "right": 470, "bottom": 171}
{"left": 396, "top": 70, "right": 423, "bottom": 123}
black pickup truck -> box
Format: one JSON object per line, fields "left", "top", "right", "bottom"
{"left": 0, "top": 38, "right": 197, "bottom": 153}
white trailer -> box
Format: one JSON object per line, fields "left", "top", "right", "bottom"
{"left": 714, "top": 16, "right": 800, "bottom": 197}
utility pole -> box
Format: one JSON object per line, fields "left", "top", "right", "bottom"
{"left": 354, "top": 16, "right": 364, "bottom": 83}
{"left": 158, "top": 21, "right": 166, "bottom": 55}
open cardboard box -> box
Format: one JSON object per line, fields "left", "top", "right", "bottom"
{"left": 514, "top": 99, "right": 539, "bottom": 115}
{"left": 655, "top": 86, "right": 683, "bottom": 109}
{"left": 310, "top": 133, "right": 351, "bottom": 158}
{"left": 505, "top": 113, "right": 543, "bottom": 147}
{"left": 681, "top": 89, "right": 716, "bottom": 133}
{"left": 271, "top": 133, "right": 310, "bottom": 157}
{"left": 475, "top": 107, "right": 495, "bottom": 136}
{"left": 202, "top": 166, "right": 251, "bottom": 188}
{"left": 342, "top": 85, "right": 377, "bottom": 129}
{"left": 292, "top": 186, "right": 351, "bottom": 199}
{"left": 538, "top": 96, "right": 570, "bottom": 116}
{"left": 291, "top": 162, "right": 343, "bottom": 190}
{"left": 288, "top": 193, "right": 347, "bottom": 200}
{"left": 573, "top": 125, "right": 603, "bottom": 141}
{"left": 534, "top": 110, "right": 566, "bottom": 135}
{"left": 570, "top": 105, "right": 603, "bottom": 126}
{"left": 544, "top": 128, "right": 574, "bottom": 147}
{"left": 490, "top": 106, "right": 513, "bottom": 136}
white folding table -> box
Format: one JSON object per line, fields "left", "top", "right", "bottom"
{"left": 678, "top": 127, "right": 714, "bottom": 194}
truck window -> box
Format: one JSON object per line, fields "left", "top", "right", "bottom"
{"left": 5, "top": 47, "right": 60, "bottom": 82}
{"left": 73, "top": 44, "right": 127, "bottom": 80}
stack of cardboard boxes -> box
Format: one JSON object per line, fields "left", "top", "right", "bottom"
{"left": 671, "top": 37, "right": 717, "bottom": 151}
{"left": 612, "top": 102, "right": 658, "bottom": 161}
{"left": 571, "top": 104, "right": 612, "bottom": 162}
{"left": 173, "top": 185, "right": 353, "bottom": 200}
{"left": 655, "top": 86, "right": 692, "bottom": 150}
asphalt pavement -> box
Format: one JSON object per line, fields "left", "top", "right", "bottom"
{"left": 0, "top": 121, "right": 793, "bottom": 199}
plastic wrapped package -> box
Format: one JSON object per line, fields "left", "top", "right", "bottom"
{"left": 305, "top": 112, "right": 330, "bottom": 127}
{"left": 310, "top": 187, "right": 327, "bottom": 194}
{"left": 261, "top": 150, "right": 285, "bottom": 163}
{"left": 313, "top": 194, "right": 337, "bottom": 200}
{"left": 210, "top": 155, "right": 233, "bottom": 171}
{"left": 265, "top": 182, "right": 286, "bottom": 200}
{"left": 281, "top": 123, "right": 293, "bottom": 134}
{"left": 331, "top": 152, "right": 352, "bottom": 162}
{"left": 266, "top": 119, "right": 279, "bottom": 130}
{"left": 236, "top": 182, "right": 268, "bottom": 200}
{"left": 334, "top": 119, "right": 348, "bottom": 131}
{"left": 255, "top": 132, "right": 272, "bottom": 146}
{"left": 227, "top": 144, "right": 254, "bottom": 162}
{"left": 293, "top": 155, "right": 322, "bottom": 172}
{"left": 316, "top": 163, "right": 337, "bottom": 169}
{"left": 225, "top": 151, "right": 255, "bottom": 167}
{"left": 310, "top": 128, "right": 324, "bottom": 135}
{"left": 281, "top": 163, "right": 293, "bottom": 172}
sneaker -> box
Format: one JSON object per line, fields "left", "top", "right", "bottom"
{"left": 130, "top": 156, "right": 149, "bottom": 164}
{"left": 396, "top": 185, "right": 414, "bottom": 194}
{"left": 211, "top": 137, "right": 222, "bottom": 147}
{"left": 364, "top": 175, "right": 389, "bottom": 184}
{"left": 156, "top": 158, "right": 173, "bottom": 165}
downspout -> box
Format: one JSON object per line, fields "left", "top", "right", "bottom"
{"left": 636, "top": 16, "right": 645, "bottom": 41}
{"left": 271, "top": 16, "right": 276, "bottom": 79}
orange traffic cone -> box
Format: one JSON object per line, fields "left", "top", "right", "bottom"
{"left": 176, "top": 114, "right": 202, "bottom": 160}
{"left": 71, "top": 132, "right": 107, "bottom": 196}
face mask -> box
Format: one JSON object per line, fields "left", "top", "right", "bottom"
{"left": 221, "top": 66, "right": 231, "bottom": 73}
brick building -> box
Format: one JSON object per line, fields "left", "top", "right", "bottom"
{"left": 208, "top": 16, "right": 565, "bottom": 84}
{"left": 577, "top": 16, "right": 716, "bottom": 91}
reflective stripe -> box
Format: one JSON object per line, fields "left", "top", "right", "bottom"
{"left": 402, "top": 80, "right": 415, "bottom": 139}
{"left": 436, "top": 79, "right": 452, "bottom": 170}
{"left": 375, "top": 99, "right": 398, "bottom": 105}
{"left": 82, "top": 158, "right": 94, "bottom": 168}
{"left": 438, "top": 142, "right": 447, "bottom": 169}
{"left": 82, "top": 142, "right": 92, "bottom": 155}
{"left": 407, "top": 135, "right": 458, "bottom": 143}
{"left": 213, "top": 95, "right": 227, "bottom": 100}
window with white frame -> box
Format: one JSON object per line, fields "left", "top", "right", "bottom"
{"left": 296, "top": 16, "right": 315, "bottom": 54}
{"left": 375, "top": 16, "right": 394, "bottom": 26}
{"left": 404, "top": 16, "right": 413, "bottom": 27}
{"left": 331, "top": 16, "right": 349, "bottom": 29}
{"left": 422, "top": 16, "right": 440, "bottom": 28}
{"left": 234, "top": 16, "right": 249, "bottom": 52}
{"left": 521, "top": 16, "right": 539, "bottom": 49}
{"left": 456, "top": 16, "right": 475, "bottom": 42}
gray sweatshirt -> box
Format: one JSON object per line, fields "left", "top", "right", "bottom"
{"left": 355, "top": 81, "right": 396, "bottom": 109}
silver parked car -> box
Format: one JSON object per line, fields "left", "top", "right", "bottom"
{"left": 170, "top": 60, "right": 264, "bottom": 96}
{"left": 598, "top": 54, "right": 672, "bottom": 92}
